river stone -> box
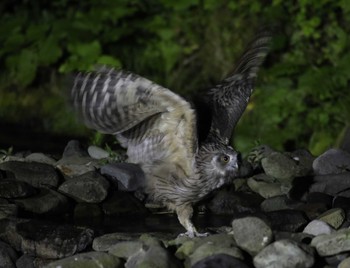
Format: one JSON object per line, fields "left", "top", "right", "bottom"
{"left": 316, "top": 208, "right": 345, "bottom": 229}
{"left": 313, "top": 148, "right": 350, "bottom": 175}
{"left": 231, "top": 216, "right": 273, "bottom": 256}
{"left": 25, "top": 153, "right": 56, "bottom": 165}
{"left": 306, "top": 192, "right": 333, "bottom": 208}
{"left": 247, "top": 176, "right": 284, "bottom": 199}
{"left": 62, "top": 140, "right": 89, "bottom": 158}
{"left": 311, "top": 228, "right": 350, "bottom": 256}
{"left": 260, "top": 195, "right": 301, "bottom": 212}
{"left": 267, "top": 209, "right": 308, "bottom": 232}
{"left": 0, "top": 161, "right": 59, "bottom": 187}
{"left": 101, "top": 162, "right": 146, "bottom": 191}
{"left": 14, "top": 188, "right": 70, "bottom": 215}
{"left": 192, "top": 254, "right": 249, "bottom": 268}
{"left": 253, "top": 239, "right": 314, "bottom": 268}
{"left": 261, "top": 152, "right": 298, "bottom": 182}
{"left": 0, "top": 219, "right": 94, "bottom": 259}
{"left": 125, "top": 243, "right": 180, "bottom": 268}
{"left": 108, "top": 241, "right": 144, "bottom": 258}
{"left": 303, "top": 220, "right": 335, "bottom": 236}
{"left": 0, "top": 240, "right": 18, "bottom": 268}
{"left": 101, "top": 191, "right": 148, "bottom": 216}
{"left": 286, "top": 149, "right": 314, "bottom": 177}
{"left": 310, "top": 173, "right": 350, "bottom": 197}
{"left": 15, "top": 254, "right": 35, "bottom": 268}
{"left": 175, "top": 233, "right": 237, "bottom": 260}
{"left": 88, "top": 145, "right": 110, "bottom": 159}
{"left": 45, "top": 251, "right": 122, "bottom": 268}
{"left": 0, "top": 204, "right": 18, "bottom": 219}
{"left": 187, "top": 243, "right": 243, "bottom": 267}
{"left": 74, "top": 203, "right": 103, "bottom": 219}
{"left": 0, "top": 179, "right": 36, "bottom": 198}
{"left": 333, "top": 196, "right": 350, "bottom": 210}
{"left": 296, "top": 202, "right": 329, "bottom": 220}
{"left": 59, "top": 171, "right": 110, "bottom": 203}
{"left": 339, "top": 257, "right": 350, "bottom": 268}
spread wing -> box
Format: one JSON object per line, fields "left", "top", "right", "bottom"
{"left": 205, "top": 29, "right": 272, "bottom": 144}
{"left": 71, "top": 68, "right": 197, "bottom": 173}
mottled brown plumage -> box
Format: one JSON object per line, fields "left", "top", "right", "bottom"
{"left": 71, "top": 30, "right": 271, "bottom": 237}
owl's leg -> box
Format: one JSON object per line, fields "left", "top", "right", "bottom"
{"left": 176, "top": 204, "right": 209, "bottom": 237}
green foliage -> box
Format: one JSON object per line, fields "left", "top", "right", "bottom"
{"left": 0, "top": 0, "right": 349, "bottom": 155}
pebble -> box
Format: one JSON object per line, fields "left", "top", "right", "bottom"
{"left": 58, "top": 171, "right": 110, "bottom": 203}
{"left": 313, "top": 148, "right": 350, "bottom": 175}
{"left": 192, "top": 254, "right": 249, "bottom": 268}
{"left": 267, "top": 209, "right": 308, "bottom": 232}
{"left": 261, "top": 152, "right": 298, "bottom": 183}
{"left": 310, "top": 172, "right": 350, "bottom": 197}
{"left": 247, "top": 176, "right": 284, "bottom": 198}
{"left": 339, "top": 257, "right": 350, "bottom": 268}
{"left": 0, "top": 240, "right": 18, "bottom": 268}
{"left": 101, "top": 162, "right": 146, "bottom": 191}
{"left": 303, "top": 219, "right": 335, "bottom": 236}
{"left": 0, "top": 179, "right": 36, "bottom": 198}
{"left": 24, "top": 153, "right": 56, "bottom": 165}
{"left": 231, "top": 216, "right": 273, "bottom": 256}
{"left": 311, "top": 228, "right": 350, "bottom": 256}
{"left": 45, "top": 251, "right": 122, "bottom": 268}
{"left": 0, "top": 161, "right": 60, "bottom": 188}
{"left": 260, "top": 195, "right": 301, "bottom": 212}
{"left": 14, "top": 188, "right": 70, "bottom": 215}
{"left": 88, "top": 145, "right": 110, "bottom": 159}
{"left": 316, "top": 208, "right": 345, "bottom": 229}
{"left": 253, "top": 239, "right": 314, "bottom": 268}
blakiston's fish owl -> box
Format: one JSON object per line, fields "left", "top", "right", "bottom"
{"left": 71, "top": 30, "right": 271, "bottom": 237}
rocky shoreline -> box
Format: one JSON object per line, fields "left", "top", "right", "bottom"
{"left": 0, "top": 141, "right": 350, "bottom": 267}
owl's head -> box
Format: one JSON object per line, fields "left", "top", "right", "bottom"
{"left": 196, "top": 142, "right": 240, "bottom": 190}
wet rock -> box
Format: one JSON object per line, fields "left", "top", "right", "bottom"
{"left": 311, "top": 228, "right": 350, "bottom": 256}
{"left": 56, "top": 141, "right": 100, "bottom": 177}
{"left": 192, "top": 254, "right": 249, "bottom": 268}
{"left": 0, "top": 161, "right": 60, "bottom": 188}
{"left": 207, "top": 189, "right": 263, "bottom": 215}
{"left": 45, "top": 251, "right": 122, "bottom": 268}
{"left": 25, "top": 153, "right": 56, "bottom": 165}
{"left": 124, "top": 243, "right": 180, "bottom": 268}
{"left": 306, "top": 192, "right": 333, "bottom": 208}
{"left": 0, "top": 179, "right": 36, "bottom": 198}
{"left": 313, "top": 148, "right": 350, "bottom": 175}
{"left": 247, "top": 174, "right": 285, "bottom": 198}
{"left": 303, "top": 220, "right": 335, "bottom": 236}
{"left": 286, "top": 149, "right": 314, "bottom": 177}
{"left": 261, "top": 152, "right": 298, "bottom": 183}
{"left": 88, "top": 145, "right": 110, "bottom": 159}
{"left": 316, "top": 208, "right": 345, "bottom": 229}
{"left": 0, "top": 240, "right": 18, "bottom": 268}
{"left": 187, "top": 243, "right": 243, "bottom": 267}
{"left": 333, "top": 196, "right": 350, "bottom": 210}
{"left": 101, "top": 162, "right": 145, "bottom": 191}
{"left": 260, "top": 195, "right": 301, "bottom": 212}
{"left": 101, "top": 191, "right": 148, "bottom": 216}
{"left": 339, "top": 257, "right": 350, "bottom": 268}
{"left": 0, "top": 219, "right": 94, "bottom": 259}
{"left": 175, "top": 234, "right": 237, "bottom": 260}
{"left": 324, "top": 252, "right": 349, "bottom": 267}
{"left": 0, "top": 204, "right": 18, "bottom": 219}
{"left": 59, "top": 171, "right": 110, "bottom": 203}
{"left": 253, "top": 239, "right": 314, "bottom": 268}
{"left": 267, "top": 209, "right": 308, "bottom": 232}
{"left": 237, "top": 159, "right": 254, "bottom": 178}
{"left": 14, "top": 188, "right": 70, "bottom": 215}
{"left": 310, "top": 173, "right": 350, "bottom": 197}
{"left": 108, "top": 241, "right": 144, "bottom": 258}
{"left": 231, "top": 216, "right": 273, "bottom": 256}
{"left": 62, "top": 140, "right": 89, "bottom": 158}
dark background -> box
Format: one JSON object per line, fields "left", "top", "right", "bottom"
{"left": 1, "top": 0, "right": 349, "bottom": 155}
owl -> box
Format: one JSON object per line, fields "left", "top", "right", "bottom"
{"left": 71, "top": 30, "right": 271, "bottom": 237}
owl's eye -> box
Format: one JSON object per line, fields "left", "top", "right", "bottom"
{"left": 220, "top": 154, "right": 230, "bottom": 164}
